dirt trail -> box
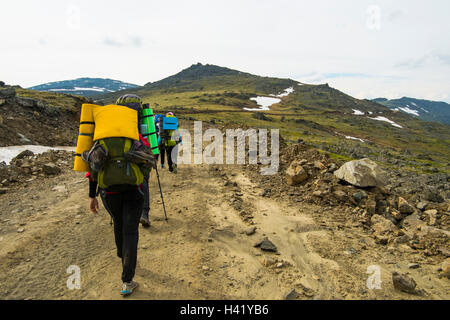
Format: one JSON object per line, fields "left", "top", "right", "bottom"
{"left": 0, "top": 159, "right": 449, "bottom": 300}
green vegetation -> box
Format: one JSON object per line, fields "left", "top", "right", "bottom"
{"left": 15, "top": 88, "right": 86, "bottom": 113}
{"left": 97, "top": 63, "right": 450, "bottom": 173}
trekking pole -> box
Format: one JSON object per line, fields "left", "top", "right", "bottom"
{"left": 154, "top": 166, "right": 168, "bottom": 222}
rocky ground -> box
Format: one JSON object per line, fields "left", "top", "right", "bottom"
{"left": 0, "top": 128, "right": 448, "bottom": 300}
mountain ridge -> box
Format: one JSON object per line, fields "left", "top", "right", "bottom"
{"left": 94, "top": 63, "right": 449, "bottom": 173}
{"left": 28, "top": 77, "right": 139, "bottom": 97}
{"left": 372, "top": 97, "right": 450, "bottom": 125}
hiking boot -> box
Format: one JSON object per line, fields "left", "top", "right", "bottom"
{"left": 140, "top": 216, "right": 150, "bottom": 228}
{"left": 120, "top": 280, "right": 139, "bottom": 297}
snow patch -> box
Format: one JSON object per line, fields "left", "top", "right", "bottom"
{"left": 398, "top": 106, "right": 419, "bottom": 116}
{"left": 73, "top": 87, "right": 108, "bottom": 92}
{"left": 345, "top": 136, "right": 365, "bottom": 143}
{"left": 48, "top": 87, "right": 109, "bottom": 92}
{"left": 244, "top": 96, "right": 281, "bottom": 111}
{"left": 353, "top": 109, "right": 364, "bottom": 115}
{"left": 369, "top": 116, "right": 403, "bottom": 128}
{"left": 0, "top": 145, "right": 76, "bottom": 165}
{"left": 274, "top": 87, "right": 294, "bottom": 98}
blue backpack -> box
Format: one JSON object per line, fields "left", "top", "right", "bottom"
{"left": 162, "top": 116, "right": 178, "bottom": 130}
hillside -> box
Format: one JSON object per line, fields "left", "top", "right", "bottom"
{"left": 28, "top": 78, "right": 139, "bottom": 98}
{"left": 373, "top": 97, "right": 450, "bottom": 125}
{"left": 0, "top": 83, "right": 89, "bottom": 147}
{"left": 98, "top": 63, "right": 450, "bottom": 174}
{"left": 0, "top": 70, "right": 449, "bottom": 300}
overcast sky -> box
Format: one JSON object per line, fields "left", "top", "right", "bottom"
{"left": 1, "top": 0, "right": 450, "bottom": 102}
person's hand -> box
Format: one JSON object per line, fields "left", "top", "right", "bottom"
{"left": 89, "top": 197, "right": 99, "bottom": 214}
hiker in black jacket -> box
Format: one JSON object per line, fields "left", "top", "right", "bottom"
{"left": 87, "top": 94, "right": 153, "bottom": 297}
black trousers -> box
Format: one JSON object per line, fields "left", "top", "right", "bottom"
{"left": 100, "top": 187, "right": 144, "bottom": 283}
{"left": 160, "top": 145, "right": 175, "bottom": 170}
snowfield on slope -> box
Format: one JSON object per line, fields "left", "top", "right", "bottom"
{"left": 370, "top": 116, "right": 403, "bottom": 128}
{"left": 273, "top": 87, "right": 294, "bottom": 98}
{"left": 244, "top": 87, "right": 295, "bottom": 111}
{"left": 49, "top": 87, "right": 113, "bottom": 92}
{"left": 396, "top": 106, "right": 420, "bottom": 117}
{"left": 345, "top": 136, "right": 365, "bottom": 142}
{"left": 244, "top": 97, "right": 281, "bottom": 111}
{"left": 353, "top": 109, "right": 365, "bottom": 115}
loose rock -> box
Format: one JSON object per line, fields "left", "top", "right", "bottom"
{"left": 259, "top": 237, "right": 278, "bottom": 252}
{"left": 245, "top": 226, "right": 257, "bottom": 236}
{"left": 392, "top": 272, "right": 417, "bottom": 294}
{"left": 42, "top": 163, "right": 61, "bottom": 175}
{"left": 398, "top": 197, "right": 414, "bottom": 215}
{"left": 286, "top": 161, "right": 308, "bottom": 186}
{"left": 424, "top": 210, "right": 438, "bottom": 226}
{"left": 284, "top": 289, "right": 299, "bottom": 300}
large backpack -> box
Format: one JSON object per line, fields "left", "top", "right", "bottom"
{"left": 95, "top": 137, "right": 147, "bottom": 189}
{"left": 162, "top": 116, "right": 178, "bottom": 130}
{"left": 160, "top": 115, "right": 179, "bottom": 147}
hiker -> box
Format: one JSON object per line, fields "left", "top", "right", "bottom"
{"left": 158, "top": 112, "right": 181, "bottom": 173}
{"left": 86, "top": 94, "right": 155, "bottom": 297}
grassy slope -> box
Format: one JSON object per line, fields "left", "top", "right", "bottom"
{"left": 15, "top": 88, "right": 88, "bottom": 113}
{"left": 97, "top": 65, "right": 450, "bottom": 173}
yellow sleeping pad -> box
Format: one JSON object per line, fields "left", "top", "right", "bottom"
{"left": 93, "top": 105, "right": 139, "bottom": 141}
{"left": 73, "top": 104, "right": 97, "bottom": 172}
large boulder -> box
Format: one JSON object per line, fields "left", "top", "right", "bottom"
{"left": 334, "top": 158, "right": 387, "bottom": 187}
{"left": 286, "top": 161, "right": 308, "bottom": 186}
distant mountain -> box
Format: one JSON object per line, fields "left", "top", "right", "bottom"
{"left": 373, "top": 97, "right": 450, "bottom": 125}
{"left": 28, "top": 78, "right": 140, "bottom": 97}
